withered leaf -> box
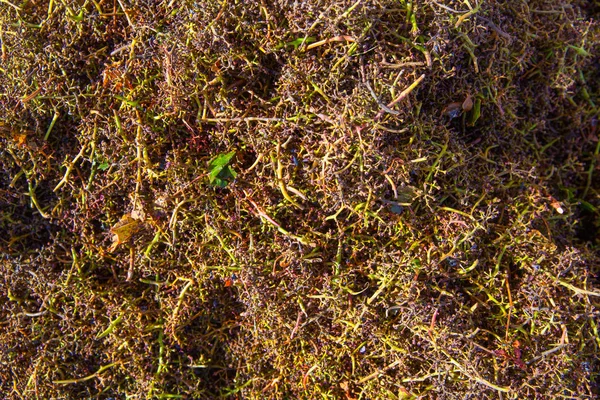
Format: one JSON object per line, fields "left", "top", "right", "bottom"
{"left": 442, "top": 102, "right": 463, "bottom": 119}
{"left": 462, "top": 94, "right": 474, "bottom": 111}
{"left": 12, "top": 132, "right": 29, "bottom": 147}
{"left": 109, "top": 213, "right": 142, "bottom": 251}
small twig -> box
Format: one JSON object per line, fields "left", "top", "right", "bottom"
{"left": 380, "top": 61, "right": 426, "bottom": 69}
{"left": 117, "top": 0, "right": 136, "bottom": 29}
{"left": 428, "top": 307, "right": 439, "bottom": 342}
{"left": 477, "top": 15, "right": 513, "bottom": 42}
{"left": 290, "top": 310, "right": 302, "bottom": 339}
{"left": 527, "top": 344, "right": 569, "bottom": 365}
{"left": 530, "top": 7, "right": 571, "bottom": 14}
{"left": 171, "top": 175, "right": 203, "bottom": 198}
{"left": 358, "top": 360, "right": 401, "bottom": 384}
{"left": 44, "top": 111, "right": 60, "bottom": 141}
{"left": 244, "top": 192, "right": 282, "bottom": 229}
{"left": 0, "top": 0, "right": 22, "bottom": 11}
{"left": 245, "top": 153, "right": 264, "bottom": 173}
{"left": 126, "top": 247, "right": 135, "bottom": 281}
{"left": 28, "top": 180, "right": 50, "bottom": 219}
{"left": 374, "top": 74, "right": 426, "bottom": 120}
{"left": 542, "top": 270, "right": 600, "bottom": 297}
{"left": 19, "top": 310, "right": 47, "bottom": 318}
{"left": 134, "top": 121, "right": 143, "bottom": 206}
{"left": 430, "top": 1, "right": 460, "bottom": 13}
{"left": 169, "top": 198, "right": 196, "bottom": 245}
{"left": 274, "top": 142, "right": 304, "bottom": 210}
{"left": 172, "top": 278, "right": 194, "bottom": 327}
{"left": 54, "top": 142, "right": 89, "bottom": 192}
{"left": 286, "top": 186, "right": 307, "bottom": 200}
{"left": 305, "top": 35, "right": 356, "bottom": 50}
{"left": 53, "top": 363, "right": 117, "bottom": 385}
{"left": 556, "top": 279, "right": 600, "bottom": 297}
{"left": 244, "top": 190, "right": 312, "bottom": 246}
{"left": 360, "top": 56, "right": 401, "bottom": 116}
{"left": 21, "top": 87, "right": 43, "bottom": 103}
{"left": 505, "top": 271, "right": 513, "bottom": 341}
{"left": 455, "top": 4, "right": 481, "bottom": 28}
{"left": 440, "top": 349, "right": 510, "bottom": 393}
{"left": 200, "top": 117, "right": 286, "bottom": 123}
{"left": 364, "top": 80, "right": 400, "bottom": 115}
{"left": 385, "top": 73, "right": 426, "bottom": 109}
{"left": 110, "top": 42, "right": 134, "bottom": 56}
{"left": 21, "top": 78, "right": 55, "bottom": 103}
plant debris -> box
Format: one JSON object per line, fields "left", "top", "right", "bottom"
{"left": 1, "top": 0, "right": 599, "bottom": 398}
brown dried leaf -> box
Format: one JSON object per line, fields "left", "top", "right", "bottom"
{"left": 12, "top": 132, "right": 28, "bottom": 147}
{"left": 442, "top": 102, "right": 463, "bottom": 119}
{"left": 109, "top": 213, "right": 142, "bottom": 251}
{"left": 462, "top": 94, "right": 474, "bottom": 111}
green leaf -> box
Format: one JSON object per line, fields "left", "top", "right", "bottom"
{"left": 468, "top": 97, "right": 482, "bottom": 126}
{"left": 98, "top": 162, "right": 110, "bottom": 171}
{"left": 580, "top": 200, "right": 598, "bottom": 213}
{"left": 224, "top": 165, "right": 237, "bottom": 179}
{"left": 208, "top": 151, "right": 236, "bottom": 170}
{"left": 208, "top": 164, "right": 225, "bottom": 183}
{"left": 208, "top": 151, "right": 237, "bottom": 187}
{"left": 212, "top": 177, "right": 227, "bottom": 188}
